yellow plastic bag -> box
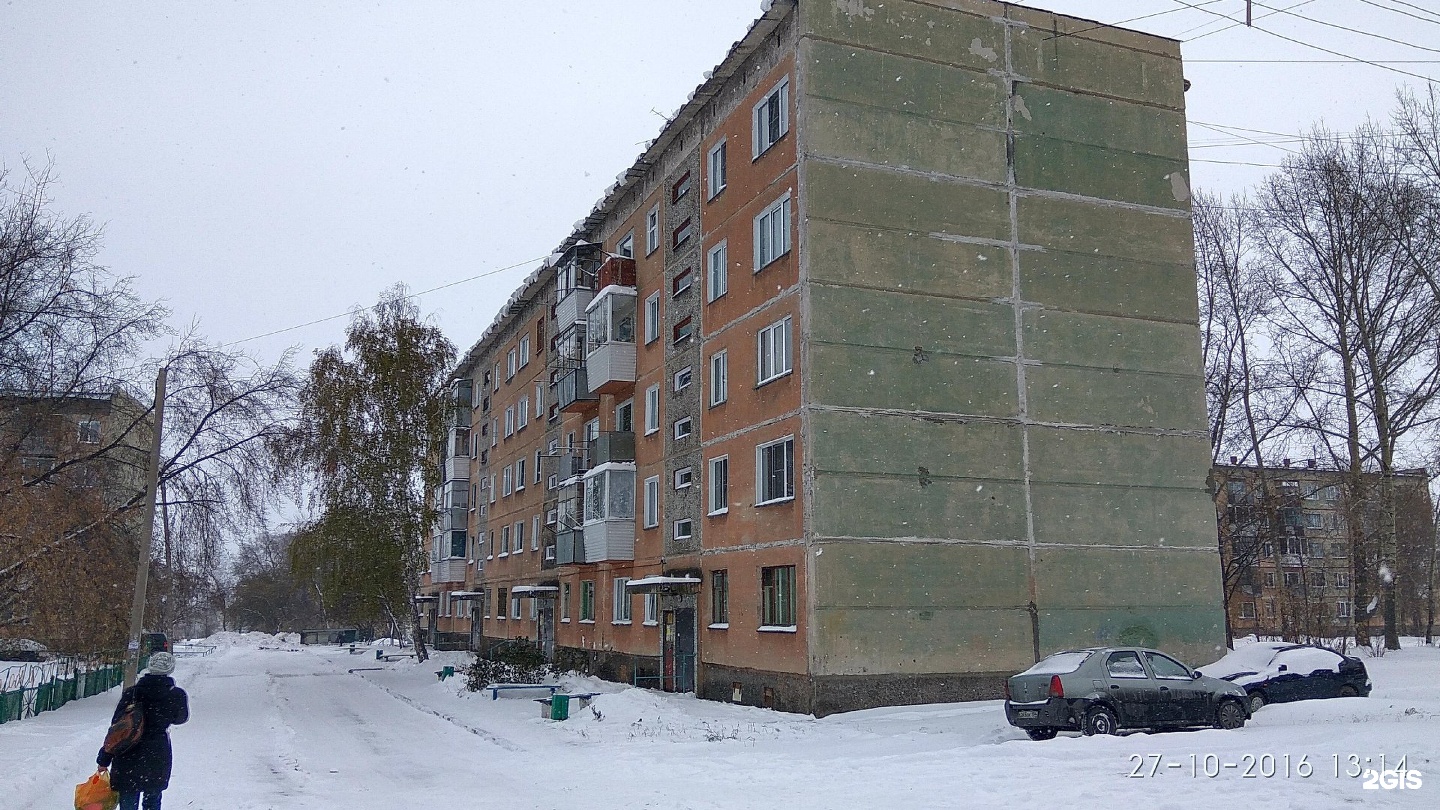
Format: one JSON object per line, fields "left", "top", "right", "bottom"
{"left": 74, "top": 768, "right": 118, "bottom": 810}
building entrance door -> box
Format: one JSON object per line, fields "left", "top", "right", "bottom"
{"left": 538, "top": 600, "right": 555, "bottom": 660}
{"left": 661, "top": 605, "right": 696, "bottom": 693}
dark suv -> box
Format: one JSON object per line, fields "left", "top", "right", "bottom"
{"left": 1005, "top": 647, "right": 1250, "bottom": 740}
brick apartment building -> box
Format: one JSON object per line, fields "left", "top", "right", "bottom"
{"left": 1214, "top": 461, "right": 1436, "bottom": 641}
{"left": 422, "top": 0, "right": 1222, "bottom": 715}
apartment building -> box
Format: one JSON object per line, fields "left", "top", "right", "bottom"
{"left": 425, "top": 0, "right": 1222, "bottom": 715}
{"left": 1215, "top": 461, "right": 1435, "bottom": 640}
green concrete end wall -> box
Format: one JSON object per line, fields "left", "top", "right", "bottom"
{"left": 798, "top": 0, "right": 1225, "bottom": 677}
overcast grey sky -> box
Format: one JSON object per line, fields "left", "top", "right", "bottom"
{"left": 3, "top": 0, "right": 1434, "bottom": 367}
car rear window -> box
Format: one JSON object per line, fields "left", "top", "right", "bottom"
{"left": 1020, "top": 651, "right": 1092, "bottom": 675}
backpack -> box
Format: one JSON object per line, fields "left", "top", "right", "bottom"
{"left": 102, "top": 693, "right": 145, "bottom": 756}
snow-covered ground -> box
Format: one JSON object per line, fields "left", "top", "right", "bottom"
{"left": 3, "top": 633, "right": 1437, "bottom": 808}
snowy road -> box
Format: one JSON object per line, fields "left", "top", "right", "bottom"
{"left": 3, "top": 634, "right": 1437, "bottom": 809}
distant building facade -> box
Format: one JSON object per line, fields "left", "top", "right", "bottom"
{"left": 422, "top": 0, "right": 1221, "bottom": 715}
{"left": 1214, "top": 461, "right": 1435, "bottom": 641}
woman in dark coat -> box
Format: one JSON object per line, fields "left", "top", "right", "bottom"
{"left": 97, "top": 652, "right": 189, "bottom": 810}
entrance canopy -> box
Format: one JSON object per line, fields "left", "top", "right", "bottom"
{"left": 449, "top": 591, "right": 484, "bottom": 600}
{"left": 511, "top": 585, "right": 560, "bottom": 599}
{"left": 624, "top": 575, "right": 701, "bottom": 594}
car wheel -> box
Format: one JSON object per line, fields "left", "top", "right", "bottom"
{"left": 1083, "top": 706, "right": 1118, "bottom": 736}
{"left": 1216, "top": 699, "right": 1246, "bottom": 730}
{"left": 1248, "top": 692, "right": 1266, "bottom": 714}
{"left": 1025, "top": 728, "right": 1058, "bottom": 741}
{"left": 1339, "top": 685, "right": 1358, "bottom": 698}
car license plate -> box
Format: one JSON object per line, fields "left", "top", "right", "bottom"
{"left": 1018, "top": 710, "right": 1038, "bottom": 719}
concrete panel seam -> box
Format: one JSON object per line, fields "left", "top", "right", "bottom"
{"left": 815, "top": 535, "right": 1220, "bottom": 553}
{"left": 701, "top": 283, "right": 801, "bottom": 342}
{"left": 700, "top": 406, "right": 803, "bottom": 448}
{"left": 809, "top": 338, "right": 1023, "bottom": 364}
{"left": 1014, "top": 185, "right": 1191, "bottom": 219}
{"left": 699, "top": 164, "right": 799, "bottom": 241}
{"left": 700, "top": 537, "right": 805, "bottom": 555}
{"left": 807, "top": 404, "right": 1211, "bottom": 438}
{"left": 926, "top": 230, "right": 1046, "bottom": 252}
{"left": 807, "top": 277, "right": 1023, "bottom": 306}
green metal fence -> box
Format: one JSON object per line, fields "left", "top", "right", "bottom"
{"left": 0, "top": 655, "right": 140, "bottom": 725}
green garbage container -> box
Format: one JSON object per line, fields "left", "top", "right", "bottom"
{"left": 549, "top": 693, "right": 570, "bottom": 721}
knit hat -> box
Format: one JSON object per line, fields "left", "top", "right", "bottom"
{"left": 147, "top": 652, "right": 176, "bottom": 675}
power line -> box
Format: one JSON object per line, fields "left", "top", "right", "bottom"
{"left": 1043, "top": 0, "right": 1228, "bottom": 41}
{"left": 1193, "top": 120, "right": 1299, "bottom": 154}
{"left": 1178, "top": 0, "right": 1318, "bottom": 41}
{"left": 221, "top": 254, "right": 548, "bottom": 348}
{"left": 1188, "top": 58, "right": 1440, "bottom": 63}
{"left": 1251, "top": 0, "right": 1440, "bottom": 56}
{"left": 1169, "top": 0, "right": 1439, "bottom": 83}
{"left": 1355, "top": 0, "right": 1440, "bottom": 28}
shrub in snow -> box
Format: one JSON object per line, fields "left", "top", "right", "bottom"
{"left": 464, "top": 640, "right": 553, "bottom": 690}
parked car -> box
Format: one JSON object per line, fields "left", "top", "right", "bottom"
{"left": 1196, "top": 642, "right": 1370, "bottom": 714}
{"left": 1004, "top": 647, "right": 1250, "bottom": 740}
{"left": 141, "top": 632, "right": 170, "bottom": 655}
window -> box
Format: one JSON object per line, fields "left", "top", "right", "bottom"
{"left": 514, "top": 520, "right": 525, "bottom": 552}
{"left": 644, "top": 385, "right": 660, "bottom": 434}
{"left": 711, "top": 569, "right": 729, "bottom": 625}
{"left": 502, "top": 466, "right": 513, "bottom": 497}
{"left": 488, "top": 475, "right": 496, "bottom": 504}
{"left": 504, "top": 407, "right": 515, "bottom": 437}
{"left": 492, "top": 363, "right": 501, "bottom": 391}
{"left": 674, "top": 518, "right": 693, "bottom": 541}
{"left": 77, "top": 420, "right": 101, "bottom": 444}
{"left": 535, "top": 384, "right": 544, "bottom": 417}
{"left": 760, "top": 565, "right": 796, "bottom": 627}
{"left": 532, "top": 515, "right": 541, "bottom": 550}
{"left": 1335, "top": 572, "right": 1350, "bottom": 588}
{"left": 674, "top": 366, "right": 692, "bottom": 392}
{"left": 519, "top": 335, "right": 530, "bottom": 367}
{"left": 1310, "top": 571, "right": 1325, "bottom": 588}
{"left": 507, "top": 348, "right": 517, "bottom": 379}
{"left": 673, "top": 268, "right": 693, "bottom": 297}
{"left": 708, "top": 456, "right": 729, "bottom": 515}
{"left": 1308, "top": 542, "right": 1324, "bottom": 558}
{"left": 449, "top": 531, "right": 466, "bottom": 558}
{"left": 1239, "top": 601, "right": 1257, "bottom": 619}
{"left": 1304, "top": 512, "right": 1323, "bottom": 528}
{"left": 673, "top": 218, "right": 693, "bottom": 249}
{"left": 673, "top": 317, "right": 693, "bottom": 345}
{"left": 1263, "top": 571, "right": 1276, "bottom": 587}
{"left": 1283, "top": 571, "right": 1301, "bottom": 587}
{"left": 546, "top": 508, "right": 558, "bottom": 525}
{"left": 756, "top": 436, "right": 794, "bottom": 505}
{"left": 515, "top": 458, "right": 526, "bottom": 490}
{"left": 496, "top": 588, "right": 507, "bottom": 619}
{"left": 644, "top": 293, "right": 660, "bottom": 344}
{"left": 581, "top": 581, "right": 595, "bottom": 621}
{"left": 535, "top": 450, "right": 543, "bottom": 484}
{"left": 754, "top": 192, "right": 791, "bottom": 270}
{"left": 1261, "top": 542, "right": 1273, "bottom": 557}
{"left": 753, "top": 77, "right": 789, "bottom": 157}
{"left": 517, "top": 398, "right": 529, "bottom": 430}
{"left": 490, "top": 419, "right": 498, "bottom": 447}
{"left": 1319, "top": 485, "right": 1339, "bottom": 502}
{"left": 511, "top": 594, "right": 521, "bottom": 620}
{"left": 1144, "top": 652, "right": 1192, "bottom": 680}
{"left": 1281, "top": 536, "right": 1304, "bottom": 556}
{"left": 709, "top": 351, "right": 728, "bottom": 406}
{"left": 672, "top": 171, "right": 692, "bottom": 203}
{"left": 1336, "top": 600, "right": 1351, "bottom": 619}
{"left": 501, "top": 524, "right": 512, "bottom": 554}
{"left": 616, "top": 399, "right": 634, "bottom": 432}
{"left": 643, "top": 476, "right": 660, "bottom": 528}
{"left": 618, "top": 231, "right": 635, "bottom": 259}
{"left": 1226, "top": 480, "right": 1246, "bottom": 499}
{"left": 613, "top": 578, "right": 632, "bottom": 623}
{"left": 646, "top": 205, "right": 660, "bottom": 255}
{"left": 757, "top": 316, "right": 792, "bottom": 384}
{"left": 707, "top": 141, "right": 727, "bottom": 199}
{"left": 1265, "top": 600, "right": 1276, "bottom": 618}
{"left": 644, "top": 593, "right": 659, "bottom": 625}
{"left": 674, "top": 417, "right": 693, "bottom": 441}
{"left": 529, "top": 598, "right": 538, "bottom": 621}
{"left": 706, "top": 241, "right": 728, "bottom": 302}
{"left": 583, "top": 467, "right": 635, "bottom": 523}
{"left": 674, "top": 467, "right": 693, "bottom": 489}
{"left": 561, "top": 583, "right": 572, "bottom": 621}
{"left": 1105, "top": 651, "right": 1147, "bottom": 679}
{"left": 1330, "top": 543, "right": 1347, "bottom": 558}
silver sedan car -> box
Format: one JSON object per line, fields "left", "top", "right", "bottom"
{"left": 1004, "top": 647, "right": 1250, "bottom": 740}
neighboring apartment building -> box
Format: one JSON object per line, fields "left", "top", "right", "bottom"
{"left": 1214, "top": 461, "right": 1435, "bottom": 641}
{"left": 424, "top": 0, "right": 1221, "bottom": 715}
{"left": 0, "top": 390, "right": 153, "bottom": 650}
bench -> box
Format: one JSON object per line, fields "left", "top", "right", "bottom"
{"left": 376, "top": 650, "right": 417, "bottom": 662}
{"left": 486, "top": 683, "right": 559, "bottom": 700}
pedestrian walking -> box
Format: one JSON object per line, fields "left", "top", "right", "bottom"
{"left": 97, "top": 652, "right": 189, "bottom": 810}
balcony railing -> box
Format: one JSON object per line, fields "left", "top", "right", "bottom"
{"left": 445, "top": 455, "right": 469, "bottom": 482}
{"left": 555, "top": 528, "right": 586, "bottom": 565}
{"left": 588, "top": 432, "right": 635, "bottom": 466}
{"left": 556, "top": 367, "right": 596, "bottom": 412}
{"left": 556, "top": 287, "right": 594, "bottom": 329}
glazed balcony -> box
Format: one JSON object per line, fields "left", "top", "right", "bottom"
{"left": 556, "top": 367, "right": 596, "bottom": 412}
{"left": 581, "top": 463, "right": 636, "bottom": 563}
{"left": 583, "top": 287, "right": 637, "bottom": 395}
{"left": 587, "top": 431, "right": 635, "bottom": 467}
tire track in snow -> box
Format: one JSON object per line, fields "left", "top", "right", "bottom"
{"left": 347, "top": 671, "right": 526, "bottom": 752}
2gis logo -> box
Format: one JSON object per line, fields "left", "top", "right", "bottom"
{"left": 1361, "top": 768, "right": 1423, "bottom": 790}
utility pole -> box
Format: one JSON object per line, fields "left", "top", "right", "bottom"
{"left": 1246, "top": 0, "right": 1253, "bottom": 26}
{"left": 124, "top": 366, "right": 167, "bottom": 688}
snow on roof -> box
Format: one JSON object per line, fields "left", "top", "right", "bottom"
{"left": 511, "top": 585, "right": 560, "bottom": 596}
{"left": 626, "top": 575, "right": 702, "bottom": 588}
